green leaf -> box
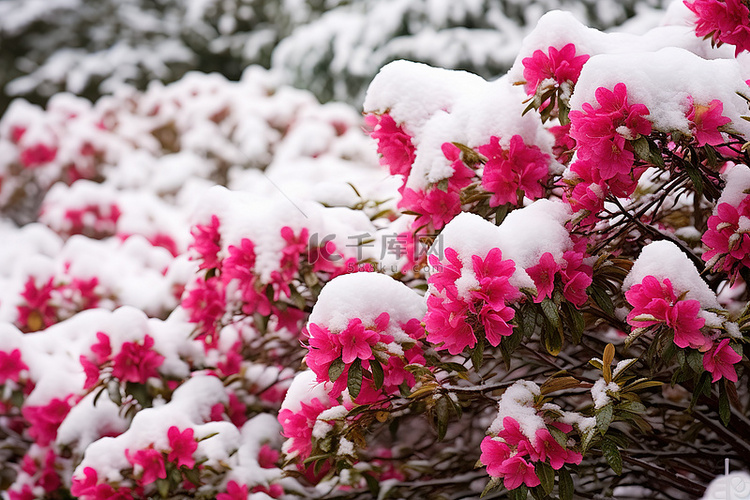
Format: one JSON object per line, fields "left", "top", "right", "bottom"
{"left": 591, "top": 286, "right": 614, "bottom": 316}
{"left": 328, "top": 358, "right": 345, "bottom": 382}
{"left": 617, "top": 401, "right": 646, "bottom": 414}
{"left": 632, "top": 136, "right": 650, "bottom": 162}
{"left": 441, "top": 362, "right": 468, "bottom": 373}
{"left": 535, "top": 461, "right": 555, "bottom": 495}
{"left": 686, "top": 164, "right": 704, "bottom": 197}
{"left": 558, "top": 467, "right": 574, "bottom": 500}
{"left": 563, "top": 302, "right": 584, "bottom": 344}
{"left": 540, "top": 298, "right": 560, "bottom": 330}
{"left": 690, "top": 371, "right": 712, "bottom": 410}
{"left": 435, "top": 396, "right": 450, "bottom": 441}
{"left": 495, "top": 204, "right": 509, "bottom": 226}
{"left": 364, "top": 473, "right": 380, "bottom": 496}
{"left": 719, "top": 381, "right": 731, "bottom": 426}
{"left": 156, "top": 478, "right": 170, "bottom": 498}
{"left": 471, "top": 338, "right": 484, "bottom": 371}
{"left": 509, "top": 484, "right": 528, "bottom": 500}
{"left": 371, "top": 358, "right": 384, "bottom": 390}
{"left": 686, "top": 350, "right": 703, "bottom": 374}
{"left": 481, "top": 477, "right": 502, "bottom": 498}
{"left": 549, "top": 425, "right": 569, "bottom": 448}
{"left": 348, "top": 359, "right": 363, "bottom": 399}
{"left": 601, "top": 439, "right": 623, "bottom": 475}
{"left": 597, "top": 404, "right": 614, "bottom": 435}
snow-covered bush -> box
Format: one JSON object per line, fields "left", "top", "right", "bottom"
{"left": 2, "top": 1, "right": 750, "bottom": 499}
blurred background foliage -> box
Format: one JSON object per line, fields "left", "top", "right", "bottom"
{"left": 0, "top": 0, "right": 666, "bottom": 113}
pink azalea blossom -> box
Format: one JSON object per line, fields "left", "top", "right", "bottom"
{"left": 217, "top": 480, "right": 249, "bottom": 500}
{"left": 703, "top": 338, "right": 743, "bottom": 382}
{"left": 497, "top": 417, "right": 529, "bottom": 447}
{"left": 20, "top": 143, "right": 57, "bottom": 168}
{"left": 686, "top": 97, "right": 731, "bottom": 146}
{"left": 17, "top": 276, "right": 57, "bottom": 332}
{"left": 278, "top": 397, "right": 330, "bottom": 459}
{"left": 125, "top": 447, "right": 167, "bottom": 485}
{"left": 0, "top": 349, "right": 28, "bottom": 384}
{"left": 167, "top": 426, "right": 198, "bottom": 469}
{"left": 22, "top": 397, "right": 72, "bottom": 446}
{"left": 441, "top": 142, "right": 476, "bottom": 190}
{"left": 480, "top": 305, "right": 515, "bottom": 346}
{"left": 570, "top": 83, "right": 651, "bottom": 181}
{"left": 258, "top": 444, "right": 280, "bottom": 469}
{"left": 90, "top": 331, "right": 112, "bottom": 364}
{"left": 222, "top": 238, "right": 257, "bottom": 284}
{"left": 497, "top": 454, "right": 541, "bottom": 490}
{"left": 111, "top": 334, "right": 165, "bottom": 384}
{"left": 365, "top": 113, "right": 416, "bottom": 179}
{"left": 625, "top": 276, "right": 707, "bottom": 349}
{"left": 531, "top": 428, "right": 568, "bottom": 470}
{"left": 685, "top": 0, "right": 750, "bottom": 55}
{"left": 480, "top": 437, "right": 511, "bottom": 477}
{"left": 702, "top": 200, "right": 750, "bottom": 279}
{"left": 479, "top": 135, "right": 549, "bottom": 207}
{"left": 560, "top": 249, "right": 593, "bottom": 306}
{"left": 471, "top": 247, "right": 521, "bottom": 308}
{"left": 527, "top": 252, "right": 561, "bottom": 303}
{"left": 424, "top": 294, "right": 476, "bottom": 355}
{"left": 338, "top": 318, "right": 379, "bottom": 364}
{"left": 189, "top": 214, "right": 222, "bottom": 270}
{"left": 522, "top": 43, "right": 590, "bottom": 95}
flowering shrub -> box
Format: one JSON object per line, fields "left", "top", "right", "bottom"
{"left": 2, "top": 4, "right": 750, "bottom": 500}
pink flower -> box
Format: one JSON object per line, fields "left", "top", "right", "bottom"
{"left": 703, "top": 338, "right": 743, "bottom": 382}
{"left": 428, "top": 248, "right": 463, "bottom": 295}
{"left": 702, "top": 200, "right": 750, "bottom": 280}
{"left": 0, "top": 348, "right": 28, "bottom": 384}
{"left": 480, "top": 305, "right": 516, "bottom": 347}
{"left": 686, "top": 97, "right": 731, "bottom": 146}
{"left": 497, "top": 455, "right": 541, "bottom": 490}
{"left": 222, "top": 238, "right": 257, "bottom": 285}
{"left": 181, "top": 277, "right": 226, "bottom": 346}
{"left": 338, "top": 318, "right": 379, "bottom": 364}
{"left": 527, "top": 252, "right": 560, "bottom": 303}
{"left": 625, "top": 276, "right": 707, "bottom": 348}
{"left": 278, "top": 397, "right": 330, "bottom": 460}
{"left": 189, "top": 215, "right": 221, "bottom": 270}
{"left": 20, "top": 143, "right": 57, "bottom": 168}
{"left": 365, "top": 113, "right": 416, "bottom": 179}
{"left": 111, "top": 335, "right": 165, "bottom": 384}
{"left": 80, "top": 355, "right": 101, "bottom": 389}
{"left": 217, "top": 480, "right": 249, "bottom": 500}
{"left": 471, "top": 247, "right": 520, "bottom": 309}
{"left": 685, "top": 0, "right": 750, "bottom": 55}
{"left": 498, "top": 417, "right": 529, "bottom": 447}
{"left": 167, "top": 426, "right": 198, "bottom": 469}
{"left": 560, "top": 249, "right": 593, "bottom": 307}
{"left": 480, "top": 437, "right": 511, "bottom": 477}
{"left": 424, "top": 294, "right": 476, "bottom": 355}
{"left": 570, "top": 83, "right": 651, "bottom": 181}
{"left": 258, "top": 444, "right": 280, "bottom": 469}
{"left": 306, "top": 323, "right": 342, "bottom": 377}
{"left": 549, "top": 124, "right": 576, "bottom": 163}
{"left": 91, "top": 331, "right": 112, "bottom": 364}
{"left": 16, "top": 276, "right": 57, "bottom": 332}
{"left": 522, "top": 43, "right": 590, "bottom": 95}
{"left": 22, "top": 397, "right": 72, "bottom": 446}
{"left": 532, "top": 428, "right": 568, "bottom": 470}
{"left": 125, "top": 447, "right": 166, "bottom": 485}
{"left": 441, "top": 142, "right": 476, "bottom": 190}
{"left": 419, "top": 187, "right": 462, "bottom": 229}
{"left": 479, "top": 135, "right": 549, "bottom": 207}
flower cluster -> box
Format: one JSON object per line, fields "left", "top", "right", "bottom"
{"left": 479, "top": 135, "right": 549, "bottom": 207}
{"left": 566, "top": 83, "right": 652, "bottom": 221}
{"left": 305, "top": 313, "right": 425, "bottom": 403}
{"left": 425, "top": 247, "right": 520, "bottom": 355}
{"left": 522, "top": 43, "right": 590, "bottom": 97}
{"left": 365, "top": 113, "right": 416, "bottom": 183}
{"left": 526, "top": 246, "right": 592, "bottom": 307}
{"left": 79, "top": 332, "right": 166, "bottom": 390}
{"left": 480, "top": 382, "right": 582, "bottom": 491}
{"left": 685, "top": 0, "right": 750, "bottom": 55}
{"left": 17, "top": 275, "right": 102, "bottom": 332}
{"left": 702, "top": 195, "right": 750, "bottom": 280}
{"left": 626, "top": 275, "right": 742, "bottom": 383}
{"left": 182, "top": 216, "right": 357, "bottom": 349}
